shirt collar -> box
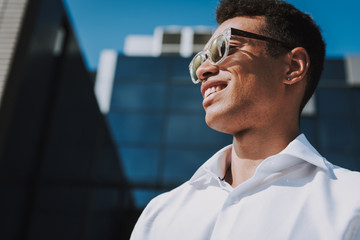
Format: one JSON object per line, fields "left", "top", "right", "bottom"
{"left": 189, "top": 145, "right": 232, "bottom": 186}
{"left": 280, "top": 134, "right": 332, "bottom": 171}
{"left": 189, "top": 134, "right": 335, "bottom": 186}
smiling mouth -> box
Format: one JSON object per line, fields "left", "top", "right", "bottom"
{"left": 204, "top": 84, "right": 227, "bottom": 99}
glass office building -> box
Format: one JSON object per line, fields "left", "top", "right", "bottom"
{"left": 106, "top": 56, "right": 360, "bottom": 209}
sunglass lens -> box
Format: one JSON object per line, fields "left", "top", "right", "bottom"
{"left": 191, "top": 54, "right": 205, "bottom": 82}
{"left": 209, "top": 35, "right": 226, "bottom": 63}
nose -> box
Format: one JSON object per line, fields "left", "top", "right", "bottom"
{"left": 196, "top": 59, "right": 219, "bottom": 82}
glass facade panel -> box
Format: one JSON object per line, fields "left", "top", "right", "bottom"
{"left": 317, "top": 88, "right": 351, "bottom": 115}
{"left": 162, "top": 149, "right": 214, "bottom": 184}
{"left": 108, "top": 113, "right": 163, "bottom": 144}
{"left": 166, "top": 114, "right": 232, "bottom": 147}
{"left": 320, "top": 59, "right": 346, "bottom": 85}
{"left": 351, "top": 88, "right": 360, "bottom": 117}
{"left": 193, "top": 33, "right": 213, "bottom": 44}
{"left": 171, "top": 57, "right": 192, "bottom": 82}
{"left": 111, "top": 83, "right": 166, "bottom": 111}
{"left": 300, "top": 117, "right": 317, "bottom": 145}
{"left": 325, "top": 152, "right": 359, "bottom": 171}
{"left": 115, "top": 57, "right": 169, "bottom": 82}
{"left": 318, "top": 117, "right": 356, "bottom": 152}
{"left": 119, "top": 147, "right": 160, "bottom": 184}
{"left": 169, "top": 85, "right": 203, "bottom": 112}
{"left": 162, "top": 33, "right": 181, "bottom": 44}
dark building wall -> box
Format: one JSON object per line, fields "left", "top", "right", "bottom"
{"left": 0, "top": 0, "right": 135, "bottom": 239}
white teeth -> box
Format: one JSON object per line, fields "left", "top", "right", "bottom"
{"left": 204, "top": 85, "right": 225, "bottom": 98}
{"left": 204, "top": 89, "right": 211, "bottom": 98}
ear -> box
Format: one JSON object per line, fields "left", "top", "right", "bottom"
{"left": 283, "top": 47, "right": 310, "bottom": 85}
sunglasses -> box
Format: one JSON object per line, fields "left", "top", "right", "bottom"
{"left": 188, "top": 27, "right": 293, "bottom": 84}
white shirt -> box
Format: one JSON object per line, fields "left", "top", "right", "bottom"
{"left": 131, "top": 134, "right": 360, "bottom": 240}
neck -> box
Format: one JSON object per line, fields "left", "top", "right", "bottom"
{"left": 225, "top": 127, "right": 300, "bottom": 187}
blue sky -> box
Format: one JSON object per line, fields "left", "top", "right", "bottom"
{"left": 63, "top": 0, "right": 360, "bottom": 70}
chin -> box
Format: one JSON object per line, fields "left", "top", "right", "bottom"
{"left": 205, "top": 113, "right": 236, "bottom": 135}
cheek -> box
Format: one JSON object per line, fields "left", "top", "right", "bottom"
{"left": 232, "top": 60, "right": 283, "bottom": 100}
{"left": 228, "top": 67, "right": 255, "bottom": 101}
{"left": 226, "top": 67, "right": 280, "bottom": 119}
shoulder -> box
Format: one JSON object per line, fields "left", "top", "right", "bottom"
{"left": 335, "top": 169, "right": 360, "bottom": 240}
{"left": 328, "top": 165, "right": 360, "bottom": 206}
{"left": 308, "top": 162, "right": 360, "bottom": 213}
{"left": 136, "top": 181, "right": 192, "bottom": 220}
{"left": 130, "top": 182, "right": 193, "bottom": 239}
{"left": 332, "top": 166, "right": 360, "bottom": 187}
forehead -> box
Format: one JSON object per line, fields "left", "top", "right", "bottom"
{"left": 208, "top": 16, "right": 266, "bottom": 44}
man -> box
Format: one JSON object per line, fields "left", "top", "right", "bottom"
{"left": 131, "top": 0, "right": 360, "bottom": 239}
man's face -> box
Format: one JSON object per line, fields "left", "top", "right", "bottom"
{"left": 197, "top": 16, "right": 289, "bottom": 135}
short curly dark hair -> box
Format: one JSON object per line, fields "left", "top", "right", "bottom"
{"left": 216, "top": 0, "right": 326, "bottom": 114}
